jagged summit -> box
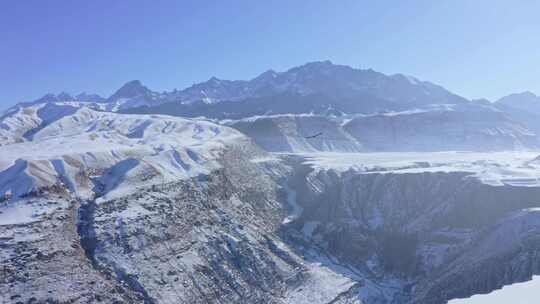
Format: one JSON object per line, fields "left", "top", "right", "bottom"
{"left": 108, "top": 80, "right": 152, "bottom": 100}
{"left": 497, "top": 91, "right": 539, "bottom": 104}
{"left": 33, "top": 92, "right": 74, "bottom": 104}
{"left": 12, "top": 61, "right": 468, "bottom": 114}
{"left": 105, "top": 80, "right": 159, "bottom": 111}
{"left": 299, "top": 59, "right": 334, "bottom": 66}
{"left": 75, "top": 92, "right": 105, "bottom": 103}
{"left": 496, "top": 90, "right": 540, "bottom": 117}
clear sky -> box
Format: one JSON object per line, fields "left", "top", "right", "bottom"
{"left": 1, "top": 0, "right": 539, "bottom": 110}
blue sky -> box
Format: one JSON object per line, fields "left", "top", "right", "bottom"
{"left": 1, "top": 1, "right": 539, "bottom": 110}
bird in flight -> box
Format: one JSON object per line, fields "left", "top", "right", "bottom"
{"left": 304, "top": 132, "right": 323, "bottom": 139}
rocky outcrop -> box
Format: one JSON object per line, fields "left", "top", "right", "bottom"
{"left": 281, "top": 157, "right": 540, "bottom": 303}
{"left": 0, "top": 194, "right": 145, "bottom": 303}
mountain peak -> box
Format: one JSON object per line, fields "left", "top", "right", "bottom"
{"left": 300, "top": 60, "right": 335, "bottom": 69}
{"left": 76, "top": 92, "right": 106, "bottom": 103}
{"left": 516, "top": 91, "right": 538, "bottom": 98}
{"left": 109, "top": 80, "right": 152, "bottom": 100}
{"left": 253, "top": 69, "right": 279, "bottom": 82}
{"left": 309, "top": 60, "right": 333, "bottom": 65}
{"left": 35, "top": 93, "right": 57, "bottom": 103}
{"left": 121, "top": 80, "right": 145, "bottom": 90}
{"left": 57, "top": 92, "right": 74, "bottom": 100}
{"left": 497, "top": 91, "right": 539, "bottom": 104}
{"left": 33, "top": 92, "right": 73, "bottom": 104}
{"left": 208, "top": 76, "right": 222, "bottom": 84}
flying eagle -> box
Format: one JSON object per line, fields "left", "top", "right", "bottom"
{"left": 304, "top": 132, "right": 323, "bottom": 139}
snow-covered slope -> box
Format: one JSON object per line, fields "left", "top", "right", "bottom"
{"left": 0, "top": 101, "right": 97, "bottom": 145}
{"left": 450, "top": 276, "right": 540, "bottom": 303}
{"left": 1, "top": 109, "right": 369, "bottom": 304}
{"left": 3, "top": 109, "right": 540, "bottom": 303}
{"left": 0, "top": 108, "right": 242, "bottom": 202}
{"left": 497, "top": 91, "right": 540, "bottom": 114}
{"left": 229, "top": 114, "right": 363, "bottom": 152}
{"left": 226, "top": 104, "right": 539, "bottom": 153}
{"left": 343, "top": 103, "right": 539, "bottom": 151}
{"left": 495, "top": 92, "right": 540, "bottom": 140}
{"left": 105, "top": 80, "right": 166, "bottom": 111}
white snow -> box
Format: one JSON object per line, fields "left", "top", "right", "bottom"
{"left": 0, "top": 198, "right": 68, "bottom": 226}
{"left": 0, "top": 108, "right": 246, "bottom": 202}
{"left": 449, "top": 276, "right": 540, "bottom": 304}
{"left": 282, "top": 180, "right": 302, "bottom": 224}
{"left": 292, "top": 151, "right": 540, "bottom": 187}
{"left": 283, "top": 250, "right": 358, "bottom": 304}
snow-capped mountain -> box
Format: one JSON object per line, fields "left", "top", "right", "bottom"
{"left": 106, "top": 80, "right": 164, "bottom": 111}
{"left": 3, "top": 62, "right": 540, "bottom": 154}
{"left": 0, "top": 109, "right": 369, "bottom": 303}
{"left": 125, "top": 61, "right": 468, "bottom": 118}
{"left": 495, "top": 91, "right": 540, "bottom": 137}
{"left": 2, "top": 61, "right": 466, "bottom": 118}
{"left": 0, "top": 100, "right": 93, "bottom": 145}
{"left": 75, "top": 92, "right": 106, "bottom": 103}
{"left": 497, "top": 91, "right": 540, "bottom": 114}
{"left": 0, "top": 108, "right": 244, "bottom": 201}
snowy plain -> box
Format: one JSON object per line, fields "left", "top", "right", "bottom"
{"left": 292, "top": 151, "right": 540, "bottom": 187}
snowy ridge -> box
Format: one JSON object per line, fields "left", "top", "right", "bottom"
{"left": 297, "top": 151, "right": 540, "bottom": 187}
{"left": 0, "top": 100, "right": 110, "bottom": 145}
{"left": 5, "top": 61, "right": 469, "bottom": 117}
{"left": 228, "top": 103, "right": 539, "bottom": 153}
{"left": 231, "top": 114, "right": 364, "bottom": 153}
{"left": 0, "top": 108, "right": 245, "bottom": 203}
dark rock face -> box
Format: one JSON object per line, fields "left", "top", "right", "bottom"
{"left": 1, "top": 143, "right": 323, "bottom": 303}
{"left": 281, "top": 158, "right": 540, "bottom": 303}
{"left": 85, "top": 146, "right": 298, "bottom": 303}
{"left": 2, "top": 146, "right": 540, "bottom": 303}
{"left": 108, "top": 80, "right": 153, "bottom": 101}
{"left": 0, "top": 196, "right": 144, "bottom": 303}
{"left": 123, "top": 61, "right": 467, "bottom": 119}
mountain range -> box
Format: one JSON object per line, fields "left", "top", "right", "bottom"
{"left": 3, "top": 61, "right": 540, "bottom": 152}
{"left": 3, "top": 61, "right": 540, "bottom": 304}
